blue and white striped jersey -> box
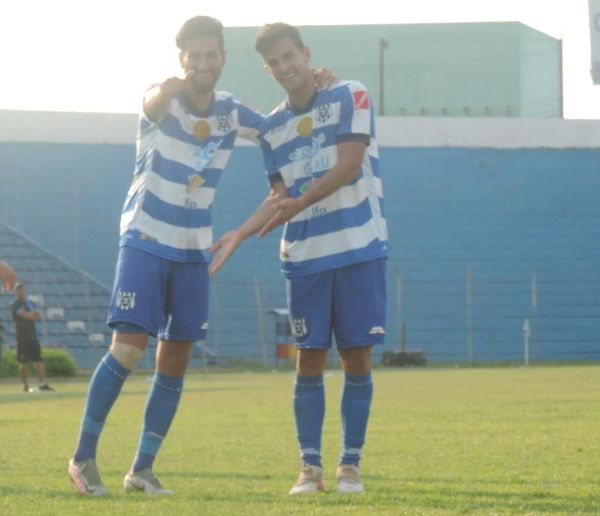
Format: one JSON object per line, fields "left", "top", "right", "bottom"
{"left": 260, "top": 80, "right": 388, "bottom": 277}
{"left": 120, "top": 90, "right": 264, "bottom": 262}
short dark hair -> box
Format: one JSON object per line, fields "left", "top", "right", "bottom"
{"left": 176, "top": 16, "right": 224, "bottom": 53}
{"left": 255, "top": 23, "right": 305, "bottom": 55}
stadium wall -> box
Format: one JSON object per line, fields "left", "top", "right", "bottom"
{"left": 1, "top": 111, "right": 599, "bottom": 363}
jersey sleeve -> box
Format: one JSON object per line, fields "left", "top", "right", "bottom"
{"left": 259, "top": 134, "right": 283, "bottom": 185}
{"left": 235, "top": 101, "right": 265, "bottom": 143}
{"left": 337, "top": 81, "right": 372, "bottom": 144}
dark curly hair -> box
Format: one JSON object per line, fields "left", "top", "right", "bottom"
{"left": 176, "top": 16, "right": 224, "bottom": 53}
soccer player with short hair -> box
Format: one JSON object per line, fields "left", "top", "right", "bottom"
{"left": 210, "top": 23, "right": 388, "bottom": 494}
{"left": 68, "top": 16, "right": 335, "bottom": 497}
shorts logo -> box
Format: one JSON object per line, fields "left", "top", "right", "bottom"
{"left": 368, "top": 326, "right": 386, "bottom": 335}
{"left": 116, "top": 290, "right": 136, "bottom": 311}
{"left": 201, "top": 322, "right": 209, "bottom": 330}
{"left": 292, "top": 318, "right": 308, "bottom": 339}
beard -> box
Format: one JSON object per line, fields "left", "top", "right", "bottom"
{"left": 188, "top": 70, "right": 221, "bottom": 94}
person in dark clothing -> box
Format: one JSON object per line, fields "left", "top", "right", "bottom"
{"left": 11, "top": 283, "right": 53, "bottom": 392}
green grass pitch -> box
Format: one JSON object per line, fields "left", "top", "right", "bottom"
{"left": 0, "top": 365, "right": 598, "bottom": 514}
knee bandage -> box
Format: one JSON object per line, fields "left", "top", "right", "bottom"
{"left": 109, "top": 341, "right": 144, "bottom": 370}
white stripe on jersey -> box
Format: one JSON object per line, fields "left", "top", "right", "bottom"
{"left": 145, "top": 171, "right": 216, "bottom": 210}
{"left": 124, "top": 209, "right": 213, "bottom": 251}
{"left": 278, "top": 145, "right": 338, "bottom": 186}
{"left": 288, "top": 176, "right": 371, "bottom": 223}
{"left": 154, "top": 134, "right": 232, "bottom": 173}
{"left": 283, "top": 217, "right": 380, "bottom": 263}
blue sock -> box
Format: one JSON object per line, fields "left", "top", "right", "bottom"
{"left": 73, "top": 352, "right": 130, "bottom": 462}
{"left": 132, "top": 372, "right": 183, "bottom": 472}
{"left": 340, "top": 372, "right": 373, "bottom": 467}
{"left": 293, "top": 374, "right": 325, "bottom": 468}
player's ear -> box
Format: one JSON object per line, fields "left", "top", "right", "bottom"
{"left": 303, "top": 46, "right": 311, "bottom": 62}
{"left": 179, "top": 51, "right": 185, "bottom": 69}
{"left": 264, "top": 63, "right": 273, "bottom": 76}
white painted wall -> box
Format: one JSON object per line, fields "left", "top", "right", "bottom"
{"left": 2, "top": 110, "right": 600, "bottom": 149}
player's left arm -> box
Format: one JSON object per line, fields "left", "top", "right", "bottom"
{"left": 258, "top": 140, "right": 366, "bottom": 237}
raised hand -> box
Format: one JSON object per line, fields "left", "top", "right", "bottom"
{"left": 0, "top": 261, "right": 16, "bottom": 292}
{"left": 313, "top": 67, "right": 338, "bottom": 90}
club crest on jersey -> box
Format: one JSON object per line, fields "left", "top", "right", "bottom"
{"left": 353, "top": 91, "right": 370, "bottom": 110}
{"left": 315, "top": 104, "right": 332, "bottom": 123}
{"left": 193, "top": 119, "right": 211, "bottom": 140}
{"left": 216, "top": 113, "right": 232, "bottom": 133}
{"left": 292, "top": 318, "right": 308, "bottom": 339}
{"left": 297, "top": 117, "right": 313, "bottom": 137}
{"left": 116, "top": 290, "right": 136, "bottom": 311}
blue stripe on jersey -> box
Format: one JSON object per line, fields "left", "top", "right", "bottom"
{"left": 120, "top": 231, "right": 207, "bottom": 262}
{"left": 152, "top": 150, "right": 222, "bottom": 188}
{"left": 283, "top": 239, "right": 388, "bottom": 277}
{"left": 285, "top": 197, "right": 373, "bottom": 242}
{"left": 141, "top": 192, "right": 211, "bottom": 228}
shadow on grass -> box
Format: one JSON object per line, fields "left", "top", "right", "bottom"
{"left": 1, "top": 477, "right": 598, "bottom": 513}
{"left": 0, "top": 384, "right": 251, "bottom": 405}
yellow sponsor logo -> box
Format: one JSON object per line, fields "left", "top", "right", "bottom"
{"left": 187, "top": 174, "right": 205, "bottom": 193}
{"left": 297, "top": 117, "right": 313, "bottom": 137}
{"left": 193, "top": 119, "right": 211, "bottom": 140}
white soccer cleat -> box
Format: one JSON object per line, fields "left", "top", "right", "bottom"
{"left": 336, "top": 464, "right": 365, "bottom": 494}
{"left": 289, "top": 464, "right": 325, "bottom": 494}
{"left": 68, "top": 458, "right": 109, "bottom": 496}
{"left": 124, "top": 468, "right": 174, "bottom": 496}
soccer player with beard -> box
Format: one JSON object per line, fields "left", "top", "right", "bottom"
{"left": 67, "top": 16, "right": 334, "bottom": 497}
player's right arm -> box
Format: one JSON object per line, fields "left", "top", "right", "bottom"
{"left": 208, "top": 180, "right": 288, "bottom": 277}
{"left": 143, "top": 77, "right": 187, "bottom": 122}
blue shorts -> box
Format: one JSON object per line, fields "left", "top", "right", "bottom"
{"left": 107, "top": 246, "right": 209, "bottom": 341}
{"left": 286, "top": 258, "right": 386, "bottom": 350}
